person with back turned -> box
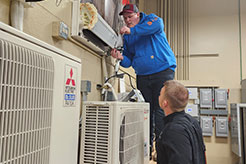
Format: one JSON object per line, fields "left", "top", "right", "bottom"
{"left": 157, "top": 80, "right": 206, "bottom": 164}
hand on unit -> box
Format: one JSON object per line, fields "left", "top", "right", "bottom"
{"left": 120, "top": 26, "right": 130, "bottom": 35}
{"left": 111, "top": 48, "right": 124, "bottom": 60}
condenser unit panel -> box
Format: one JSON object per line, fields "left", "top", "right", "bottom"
{"left": 215, "top": 89, "right": 227, "bottom": 109}
{"left": 200, "top": 116, "right": 213, "bottom": 136}
{"left": 80, "top": 101, "right": 150, "bottom": 164}
{"left": 200, "top": 89, "right": 212, "bottom": 108}
{"left": 0, "top": 22, "right": 81, "bottom": 164}
{"left": 185, "top": 104, "right": 199, "bottom": 117}
{"left": 216, "top": 117, "right": 228, "bottom": 137}
{"left": 187, "top": 88, "right": 198, "bottom": 99}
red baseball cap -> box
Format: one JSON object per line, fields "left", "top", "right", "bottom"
{"left": 119, "top": 4, "right": 139, "bottom": 15}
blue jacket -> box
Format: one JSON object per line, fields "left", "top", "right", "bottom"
{"left": 120, "top": 12, "right": 176, "bottom": 75}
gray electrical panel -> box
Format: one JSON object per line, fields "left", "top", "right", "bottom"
{"left": 216, "top": 117, "right": 228, "bottom": 137}
{"left": 230, "top": 103, "right": 242, "bottom": 157}
{"left": 200, "top": 116, "right": 213, "bottom": 136}
{"left": 215, "top": 89, "right": 227, "bottom": 109}
{"left": 200, "top": 89, "right": 212, "bottom": 108}
{"left": 242, "top": 79, "right": 246, "bottom": 103}
{"left": 187, "top": 88, "right": 198, "bottom": 99}
{"left": 185, "top": 104, "right": 199, "bottom": 117}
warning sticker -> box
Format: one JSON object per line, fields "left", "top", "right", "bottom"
{"left": 64, "top": 65, "right": 77, "bottom": 107}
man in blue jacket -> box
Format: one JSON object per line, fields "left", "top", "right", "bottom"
{"left": 111, "top": 4, "right": 176, "bottom": 159}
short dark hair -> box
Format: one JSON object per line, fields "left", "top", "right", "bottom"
{"left": 163, "top": 80, "right": 189, "bottom": 112}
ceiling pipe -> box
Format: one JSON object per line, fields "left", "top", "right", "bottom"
{"left": 238, "top": 0, "right": 242, "bottom": 82}
{"left": 10, "top": 0, "right": 24, "bottom": 31}
{"left": 10, "top": 0, "right": 45, "bottom": 31}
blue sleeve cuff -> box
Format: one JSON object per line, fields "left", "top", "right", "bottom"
{"left": 130, "top": 27, "right": 136, "bottom": 35}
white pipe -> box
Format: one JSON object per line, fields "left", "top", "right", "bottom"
{"left": 11, "top": 0, "right": 24, "bottom": 31}
{"left": 102, "top": 82, "right": 118, "bottom": 101}
{"left": 102, "top": 56, "right": 108, "bottom": 82}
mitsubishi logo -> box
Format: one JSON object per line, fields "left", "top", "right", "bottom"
{"left": 122, "top": 0, "right": 130, "bottom": 5}
{"left": 66, "top": 68, "right": 75, "bottom": 86}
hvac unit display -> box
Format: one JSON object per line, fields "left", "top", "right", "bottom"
{"left": 80, "top": 101, "right": 150, "bottom": 164}
{"left": 0, "top": 22, "right": 81, "bottom": 164}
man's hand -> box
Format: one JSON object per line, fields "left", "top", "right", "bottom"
{"left": 120, "top": 26, "right": 130, "bottom": 35}
{"left": 111, "top": 48, "right": 124, "bottom": 60}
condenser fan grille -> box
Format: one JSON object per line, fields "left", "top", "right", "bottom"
{"left": 83, "top": 105, "right": 110, "bottom": 163}
{"left": 0, "top": 39, "right": 54, "bottom": 164}
{"left": 119, "top": 110, "right": 144, "bottom": 164}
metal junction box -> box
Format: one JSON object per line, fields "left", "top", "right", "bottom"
{"left": 242, "top": 79, "right": 246, "bottom": 103}
{"left": 200, "top": 89, "right": 212, "bottom": 108}
{"left": 216, "top": 117, "right": 228, "bottom": 137}
{"left": 200, "top": 116, "right": 213, "bottom": 136}
{"left": 215, "top": 89, "right": 227, "bottom": 109}
{"left": 187, "top": 88, "right": 198, "bottom": 100}
{"left": 185, "top": 104, "right": 199, "bottom": 117}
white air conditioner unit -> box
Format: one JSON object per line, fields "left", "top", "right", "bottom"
{"left": 71, "top": 1, "right": 121, "bottom": 54}
{"left": 0, "top": 22, "right": 81, "bottom": 164}
{"left": 80, "top": 101, "right": 149, "bottom": 164}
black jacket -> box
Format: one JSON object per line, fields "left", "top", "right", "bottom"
{"left": 156, "top": 111, "right": 206, "bottom": 164}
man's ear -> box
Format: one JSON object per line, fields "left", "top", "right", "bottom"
{"left": 163, "top": 99, "right": 168, "bottom": 108}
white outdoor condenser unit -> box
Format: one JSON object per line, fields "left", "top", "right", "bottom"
{"left": 80, "top": 101, "right": 150, "bottom": 164}
{"left": 0, "top": 22, "right": 81, "bottom": 164}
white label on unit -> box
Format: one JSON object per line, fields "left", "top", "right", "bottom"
{"left": 64, "top": 65, "right": 77, "bottom": 107}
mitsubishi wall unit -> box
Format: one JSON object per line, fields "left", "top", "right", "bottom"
{"left": 71, "top": 1, "right": 121, "bottom": 54}
{"left": 80, "top": 101, "right": 150, "bottom": 164}
{"left": 0, "top": 22, "right": 81, "bottom": 164}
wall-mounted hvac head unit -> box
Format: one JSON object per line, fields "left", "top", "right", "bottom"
{"left": 71, "top": 1, "right": 122, "bottom": 54}
{"left": 0, "top": 22, "right": 81, "bottom": 164}
{"left": 80, "top": 101, "right": 150, "bottom": 164}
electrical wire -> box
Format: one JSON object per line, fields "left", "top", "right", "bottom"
{"left": 124, "top": 72, "right": 136, "bottom": 89}
{"left": 104, "top": 72, "right": 136, "bottom": 89}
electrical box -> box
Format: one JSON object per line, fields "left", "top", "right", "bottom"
{"left": 185, "top": 104, "right": 199, "bottom": 117}
{"left": 52, "top": 21, "right": 69, "bottom": 40}
{"left": 200, "top": 116, "right": 213, "bottom": 136}
{"left": 187, "top": 88, "right": 198, "bottom": 99}
{"left": 81, "top": 80, "right": 91, "bottom": 92}
{"left": 200, "top": 89, "right": 212, "bottom": 108}
{"left": 215, "top": 89, "right": 227, "bottom": 109}
{"left": 242, "top": 79, "right": 246, "bottom": 103}
{"left": 216, "top": 117, "right": 228, "bottom": 137}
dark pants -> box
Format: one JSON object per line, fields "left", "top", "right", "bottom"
{"left": 136, "top": 69, "right": 175, "bottom": 156}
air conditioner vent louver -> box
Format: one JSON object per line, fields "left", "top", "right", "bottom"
{"left": 83, "top": 105, "right": 110, "bottom": 163}
{"left": 0, "top": 39, "right": 54, "bottom": 164}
